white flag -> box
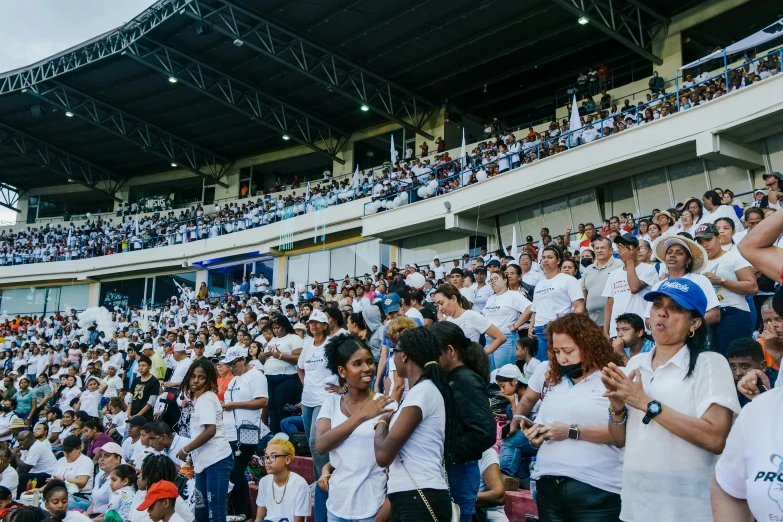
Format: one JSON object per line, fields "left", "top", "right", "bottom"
{"left": 570, "top": 95, "right": 581, "bottom": 135}
{"left": 510, "top": 226, "right": 518, "bottom": 261}
{"left": 460, "top": 127, "right": 467, "bottom": 169}
{"left": 135, "top": 217, "right": 140, "bottom": 237}
{"left": 352, "top": 164, "right": 360, "bottom": 190}
{"left": 67, "top": 228, "right": 72, "bottom": 247}
{"left": 390, "top": 134, "right": 398, "bottom": 165}
{"left": 306, "top": 181, "right": 311, "bottom": 202}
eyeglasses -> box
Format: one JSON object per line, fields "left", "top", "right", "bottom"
{"left": 260, "top": 454, "right": 288, "bottom": 465}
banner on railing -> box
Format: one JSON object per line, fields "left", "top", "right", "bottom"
{"left": 278, "top": 206, "right": 296, "bottom": 250}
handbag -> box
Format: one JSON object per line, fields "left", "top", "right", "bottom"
{"left": 236, "top": 420, "right": 261, "bottom": 446}
{"left": 399, "top": 457, "right": 460, "bottom": 522}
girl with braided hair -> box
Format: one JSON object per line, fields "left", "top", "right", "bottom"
{"left": 130, "top": 455, "right": 194, "bottom": 522}
{"left": 374, "top": 328, "right": 461, "bottom": 522}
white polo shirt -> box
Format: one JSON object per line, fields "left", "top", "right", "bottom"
{"left": 620, "top": 347, "right": 740, "bottom": 522}
{"left": 532, "top": 370, "right": 623, "bottom": 494}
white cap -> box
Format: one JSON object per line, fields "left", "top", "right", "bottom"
{"left": 494, "top": 364, "right": 527, "bottom": 384}
{"left": 293, "top": 322, "right": 307, "bottom": 331}
{"left": 173, "top": 343, "right": 187, "bottom": 352}
{"left": 308, "top": 310, "right": 329, "bottom": 323}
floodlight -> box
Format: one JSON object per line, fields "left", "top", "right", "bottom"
{"left": 578, "top": 16, "right": 589, "bottom": 25}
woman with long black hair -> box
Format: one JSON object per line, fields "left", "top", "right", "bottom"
{"left": 374, "top": 328, "right": 461, "bottom": 522}
{"left": 264, "top": 315, "right": 304, "bottom": 433}
{"left": 601, "top": 278, "right": 739, "bottom": 522}
{"left": 430, "top": 321, "right": 496, "bottom": 522}
{"left": 315, "top": 334, "right": 396, "bottom": 522}
{"left": 175, "top": 359, "right": 233, "bottom": 522}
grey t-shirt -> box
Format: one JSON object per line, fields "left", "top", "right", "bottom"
{"left": 580, "top": 256, "right": 623, "bottom": 326}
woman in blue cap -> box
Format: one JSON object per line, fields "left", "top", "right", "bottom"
{"left": 600, "top": 278, "right": 740, "bottom": 522}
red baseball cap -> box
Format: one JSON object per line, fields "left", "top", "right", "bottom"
{"left": 137, "top": 480, "right": 179, "bottom": 511}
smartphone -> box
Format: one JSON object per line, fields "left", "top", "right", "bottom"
{"left": 513, "top": 414, "right": 535, "bottom": 428}
{"left": 757, "top": 377, "right": 769, "bottom": 393}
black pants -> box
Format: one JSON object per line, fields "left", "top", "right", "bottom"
{"left": 266, "top": 374, "right": 302, "bottom": 434}
{"left": 228, "top": 441, "right": 256, "bottom": 518}
{"left": 536, "top": 476, "right": 621, "bottom": 522}
{"left": 389, "top": 489, "right": 451, "bottom": 522}
{"left": 18, "top": 472, "right": 50, "bottom": 498}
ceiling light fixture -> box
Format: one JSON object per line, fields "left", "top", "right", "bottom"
{"left": 168, "top": 76, "right": 178, "bottom": 83}
{"left": 578, "top": 16, "right": 589, "bottom": 25}
{"left": 171, "top": 162, "right": 178, "bottom": 167}
{"left": 360, "top": 104, "right": 369, "bottom": 112}
{"left": 65, "top": 111, "right": 74, "bottom": 117}
{"left": 282, "top": 134, "right": 290, "bottom": 140}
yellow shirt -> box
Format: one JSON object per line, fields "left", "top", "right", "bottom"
{"left": 150, "top": 353, "right": 167, "bottom": 380}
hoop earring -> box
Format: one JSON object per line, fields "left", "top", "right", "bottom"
{"left": 688, "top": 329, "right": 695, "bottom": 338}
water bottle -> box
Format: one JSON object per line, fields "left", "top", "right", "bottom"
{"left": 529, "top": 457, "right": 537, "bottom": 500}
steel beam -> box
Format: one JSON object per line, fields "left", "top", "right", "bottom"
{"left": 0, "top": 181, "right": 21, "bottom": 213}
{"left": 305, "top": 0, "right": 364, "bottom": 33}
{"left": 127, "top": 39, "right": 349, "bottom": 164}
{"left": 0, "top": 0, "right": 195, "bottom": 95}
{"left": 184, "top": 0, "right": 437, "bottom": 140}
{"left": 623, "top": 0, "right": 670, "bottom": 24}
{"left": 28, "top": 81, "right": 232, "bottom": 188}
{"left": 0, "top": 122, "right": 124, "bottom": 201}
{"left": 551, "top": 0, "right": 663, "bottom": 65}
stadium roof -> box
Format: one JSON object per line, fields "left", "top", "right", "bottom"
{"left": 0, "top": 0, "right": 716, "bottom": 203}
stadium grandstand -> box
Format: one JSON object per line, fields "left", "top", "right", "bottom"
{"left": 1, "top": 0, "right": 783, "bottom": 519}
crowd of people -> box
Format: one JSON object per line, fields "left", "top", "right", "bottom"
{"left": 0, "top": 171, "right": 782, "bottom": 522}
{"left": 3, "top": 48, "right": 780, "bottom": 265}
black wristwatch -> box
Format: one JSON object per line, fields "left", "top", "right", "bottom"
{"left": 642, "top": 400, "right": 662, "bottom": 425}
{"left": 567, "top": 424, "right": 579, "bottom": 440}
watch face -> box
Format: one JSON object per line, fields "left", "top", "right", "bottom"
{"left": 649, "top": 402, "right": 661, "bottom": 414}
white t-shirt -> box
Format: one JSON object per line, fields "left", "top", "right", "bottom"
{"left": 21, "top": 440, "right": 57, "bottom": 474}
{"left": 256, "top": 471, "right": 311, "bottom": 522}
{"left": 0, "top": 412, "right": 19, "bottom": 442}
{"left": 79, "top": 389, "right": 103, "bottom": 418}
{"left": 701, "top": 249, "right": 752, "bottom": 311}
{"left": 223, "top": 371, "right": 270, "bottom": 442}
{"left": 170, "top": 358, "right": 193, "bottom": 385}
{"left": 297, "top": 337, "right": 339, "bottom": 408}
{"left": 533, "top": 371, "right": 622, "bottom": 494}
{"left": 601, "top": 262, "right": 660, "bottom": 337}
{"left": 387, "top": 380, "right": 448, "bottom": 494}
{"left": 702, "top": 204, "right": 743, "bottom": 231}
{"left": 620, "top": 347, "right": 740, "bottom": 522}
{"left": 715, "top": 388, "right": 783, "bottom": 521}
{"left": 189, "top": 391, "right": 232, "bottom": 473}
{"left": 55, "top": 454, "right": 95, "bottom": 492}
{"left": 445, "top": 310, "right": 492, "bottom": 343}
{"left": 91, "top": 470, "right": 113, "bottom": 513}
{"left": 482, "top": 291, "right": 531, "bottom": 333}
{"left": 318, "top": 392, "right": 398, "bottom": 519}
{"left": 263, "top": 334, "right": 303, "bottom": 375}
{"left": 0, "top": 465, "right": 18, "bottom": 494}
{"left": 478, "top": 450, "right": 510, "bottom": 522}
{"left": 101, "top": 375, "right": 124, "bottom": 398}
{"left": 471, "top": 284, "right": 495, "bottom": 312}
{"left": 645, "top": 272, "right": 720, "bottom": 318}
{"left": 531, "top": 273, "right": 584, "bottom": 326}
{"left": 523, "top": 358, "right": 541, "bottom": 380}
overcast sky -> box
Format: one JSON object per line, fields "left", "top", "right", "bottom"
{"left": 0, "top": 0, "right": 157, "bottom": 223}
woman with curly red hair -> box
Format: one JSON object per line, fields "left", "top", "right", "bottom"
{"left": 522, "top": 313, "right": 623, "bottom": 521}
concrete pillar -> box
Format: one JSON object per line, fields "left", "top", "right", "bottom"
{"left": 87, "top": 282, "right": 101, "bottom": 308}
{"left": 333, "top": 141, "right": 355, "bottom": 179}
{"left": 195, "top": 268, "right": 208, "bottom": 290}
{"left": 652, "top": 31, "right": 683, "bottom": 86}
{"left": 415, "top": 106, "right": 446, "bottom": 157}
{"left": 273, "top": 256, "right": 286, "bottom": 289}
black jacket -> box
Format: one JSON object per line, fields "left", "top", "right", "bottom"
{"left": 448, "top": 366, "right": 496, "bottom": 462}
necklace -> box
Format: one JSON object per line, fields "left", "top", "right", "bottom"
{"left": 272, "top": 470, "right": 290, "bottom": 504}
{"left": 344, "top": 390, "right": 372, "bottom": 417}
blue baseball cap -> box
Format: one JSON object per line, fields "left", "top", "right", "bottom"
{"left": 382, "top": 293, "right": 401, "bottom": 313}
{"left": 643, "top": 278, "right": 707, "bottom": 318}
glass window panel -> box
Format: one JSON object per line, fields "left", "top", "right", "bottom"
{"left": 540, "top": 197, "right": 571, "bottom": 239}
{"left": 310, "top": 250, "right": 330, "bottom": 283}
{"left": 1, "top": 288, "right": 47, "bottom": 316}
{"left": 330, "top": 246, "right": 356, "bottom": 279}
{"left": 100, "top": 278, "right": 146, "bottom": 310}
{"left": 568, "top": 189, "right": 600, "bottom": 230}
{"left": 58, "top": 284, "right": 90, "bottom": 312}
{"left": 517, "top": 204, "right": 544, "bottom": 242}
{"left": 766, "top": 133, "right": 783, "bottom": 173}
{"left": 286, "top": 254, "right": 309, "bottom": 287}
{"left": 400, "top": 231, "right": 466, "bottom": 266}
{"left": 668, "top": 160, "right": 707, "bottom": 206}
{"left": 498, "top": 210, "right": 520, "bottom": 253}
{"left": 634, "top": 169, "right": 671, "bottom": 215}
{"left": 355, "top": 240, "right": 380, "bottom": 278}
{"left": 44, "top": 287, "right": 61, "bottom": 315}
{"left": 706, "top": 161, "right": 752, "bottom": 203}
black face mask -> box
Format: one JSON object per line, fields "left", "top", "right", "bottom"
{"left": 560, "top": 362, "right": 584, "bottom": 380}
{"left": 580, "top": 258, "right": 593, "bottom": 268}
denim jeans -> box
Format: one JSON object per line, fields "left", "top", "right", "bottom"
{"left": 446, "top": 460, "right": 480, "bottom": 521}
{"left": 315, "top": 484, "right": 329, "bottom": 522}
{"left": 534, "top": 325, "right": 549, "bottom": 361}
{"left": 536, "top": 476, "right": 621, "bottom": 521}
{"left": 280, "top": 415, "right": 304, "bottom": 435}
{"left": 490, "top": 332, "right": 518, "bottom": 371}
{"left": 327, "top": 513, "right": 376, "bottom": 522}
{"left": 302, "top": 405, "right": 329, "bottom": 479}
{"left": 194, "top": 453, "right": 234, "bottom": 522}
{"left": 713, "top": 306, "right": 752, "bottom": 358}
{"left": 500, "top": 429, "right": 538, "bottom": 484}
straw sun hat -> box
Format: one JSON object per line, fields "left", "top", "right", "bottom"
{"left": 652, "top": 235, "right": 708, "bottom": 274}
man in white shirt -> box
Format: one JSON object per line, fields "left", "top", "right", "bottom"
{"left": 701, "top": 190, "right": 743, "bottom": 230}
{"left": 601, "top": 235, "right": 660, "bottom": 337}
{"left": 352, "top": 287, "right": 371, "bottom": 313}
{"left": 432, "top": 258, "right": 446, "bottom": 282}
{"left": 146, "top": 422, "right": 191, "bottom": 470}
{"left": 13, "top": 430, "right": 57, "bottom": 497}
